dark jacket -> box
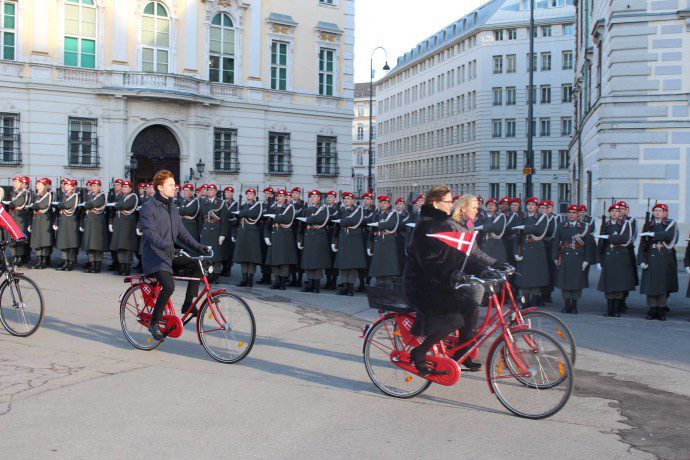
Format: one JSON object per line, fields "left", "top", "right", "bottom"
{"left": 139, "top": 193, "right": 203, "bottom": 275}
{"left": 404, "top": 205, "right": 495, "bottom": 319}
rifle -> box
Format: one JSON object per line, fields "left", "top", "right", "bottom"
{"left": 640, "top": 197, "right": 652, "bottom": 264}
{"left": 599, "top": 201, "right": 608, "bottom": 258}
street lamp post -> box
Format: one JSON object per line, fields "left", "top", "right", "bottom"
{"left": 368, "top": 46, "right": 390, "bottom": 194}
{"left": 525, "top": 0, "right": 535, "bottom": 197}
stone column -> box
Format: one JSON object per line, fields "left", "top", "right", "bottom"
{"left": 247, "top": 0, "right": 263, "bottom": 87}
{"left": 32, "top": 0, "right": 48, "bottom": 58}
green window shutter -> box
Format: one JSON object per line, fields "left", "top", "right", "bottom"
{"left": 64, "top": 37, "right": 79, "bottom": 66}
{"left": 81, "top": 39, "right": 95, "bottom": 68}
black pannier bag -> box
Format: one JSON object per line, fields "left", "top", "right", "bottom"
{"left": 366, "top": 277, "right": 411, "bottom": 313}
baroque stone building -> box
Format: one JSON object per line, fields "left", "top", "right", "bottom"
{"left": 0, "top": 0, "right": 354, "bottom": 192}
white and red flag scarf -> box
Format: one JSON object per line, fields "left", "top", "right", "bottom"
{"left": 0, "top": 207, "right": 26, "bottom": 240}
{"left": 426, "top": 231, "right": 477, "bottom": 255}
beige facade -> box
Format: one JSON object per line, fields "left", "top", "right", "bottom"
{"left": 0, "top": 0, "right": 354, "bottom": 191}
{"left": 352, "top": 82, "right": 374, "bottom": 197}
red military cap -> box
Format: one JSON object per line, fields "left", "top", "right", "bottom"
{"left": 308, "top": 189, "right": 322, "bottom": 197}
{"left": 567, "top": 204, "right": 579, "bottom": 212}
{"left": 12, "top": 175, "right": 22, "bottom": 182}
{"left": 200, "top": 184, "right": 209, "bottom": 190}
{"left": 147, "top": 182, "right": 153, "bottom": 187}
{"left": 67, "top": 179, "right": 78, "bottom": 187}
{"left": 499, "top": 196, "right": 511, "bottom": 204}
{"left": 548, "top": 200, "right": 555, "bottom": 206}
{"left": 91, "top": 179, "right": 102, "bottom": 186}
{"left": 114, "top": 178, "right": 125, "bottom": 185}
{"left": 224, "top": 186, "right": 235, "bottom": 193}
{"left": 138, "top": 182, "right": 147, "bottom": 188}
{"left": 486, "top": 198, "right": 497, "bottom": 205}
{"left": 608, "top": 203, "right": 620, "bottom": 212}
{"left": 618, "top": 201, "right": 629, "bottom": 209}
{"left": 291, "top": 187, "right": 302, "bottom": 194}
{"left": 263, "top": 186, "right": 274, "bottom": 193}
{"left": 195, "top": 185, "right": 204, "bottom": 192}
{"left": 182, "top": 183, "right": 194, "bottom": 191}
{"left": 207, "top": 184, "right": 218, "bottom": 190}
{"left": 452, "top": 195, "right": 460, "bottom": 201}
{"left": 341, "top": 191, "right": 355, "bottom": 199}
{"left": 538, "top": 200, "right": 548, "bottom": 207}
{"left": 61, "top": 177, "right": 71, "bottom": 184}
{"left": 416, "top": 193, "right": 425, "bottom": 200}
{"left": 652, "top": 203, "right": 668, "bottom": 212}
{"left": 525, "top": 197, "right": 539, "bottom": 205}
{"left": 23, "top": 176, "right": 31, "bottom": 184}
{"left": 174, "top": 184, "right": 180, "bottom": 190}
{"left": 122, "top": 180, "right": 133, "bottom": 187}
{"left": 395, "top": 197, "right": 405, "bottom": 205}
{"left": 361, "top": 192, "right": 373, "bottom": 199}
{"left": 377, "top": 195, "right": 390, "bottom": 202}
{"left": 276, "top": 189, "right": 288, "bottom": 196}
{"left": 245, "top": 187, "right": 257, "bottom": 194}
{"left": 511, "top": 197, "right": 521, "bottom": 204}
{"left": 36, "top": 177, "right": 52, "bottom": 186}
{"left": 326, "top": 190, "right": 337, "bottom": 198}
{"left": 577, "top": 205, "right": 587, "bottom": 212}
{"left": 476, "top": 195, "right": 484, "bottom": 203}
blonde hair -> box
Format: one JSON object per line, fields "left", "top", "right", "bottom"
{"left": 452, "top": 194, "right": 478, "bottom": 222}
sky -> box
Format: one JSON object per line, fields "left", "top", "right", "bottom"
{"left": 354, "top": 0, "right": 486, "bottom": 83}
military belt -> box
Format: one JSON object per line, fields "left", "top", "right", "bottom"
{"left": 181, "top": 216, "right": 195, "bottom": 220}
{"left": 205, "top": 218, "right": 220, "bottom": 223}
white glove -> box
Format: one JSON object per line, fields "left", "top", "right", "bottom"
{"left": 582, "top": 261, "right": 589, "bottom": 271}
{"left": 332, "top": 219, "right": 341, "bottom": 224}
{"left": 231, "top": 237, "right": 236, "bottom": 243}
{"left": 106, "top": 203, "right": 115, "bottom": 207}
{"left": 79, "top": 227, "right": 84, "bottom": 232}
{"left": 52, "top": 224, "right": 58, "bottom": 231}
{"left": 108, "top": 224, "right": 113, "bottom": 232}
{"left": 25, "top": 204, "right": 33, "bottom": 209}
{"left": 296, "top": 217, "right": 307, "bottom": 222}
{"left": 514, "top": 255, "right": 523, "bottom": 261}
{"left": 77, "top": 203, "right": 85, "bottom": 207}
{"left": 593, "top": 234, "right": 608, "bottom": 239}
{"left": 685, "top": 267, "right": 690, "bottom": 275}
{"left": 297, "top": 242, "right": 303, "bottom": 250}
{"left": 27, "top": 226, "right": 31, "bottom": 233}
{"left": 219, "top": 236, "right": 225, "bottom": 245}
{"left": 513, "top": 225, "right": 524, "bottom": 230}
{"left": 367, "top": 248, "right": 373, "bottom": 257}
{"left": 368, "top": 222, "right": 379, "bottom": 227}
{"left": 639, "top": 263, "right": 648, "bottom": 270}
{"left": 639, "top": 232, "right": 654, "bottom": 237}
{"left": 474, "top": 225, "right": 483, "bottom": 230}
{"left": 264, "top": 237, "right": 271, "bottom": 246}
{"left": 331, "top": 243, "right": 338, "bottom": 253}
{"left": 596, "top": 263, "right": 602, "bottom": 271}
{"left": 264, "top": 214, "right": 276, "bottom": 219}
{"left": 1, "top": 200, "right": 9, "bottom": 205}
{"left": 232, "top": 211, "right": 240, "bottom": 215}
{"left": 406, "top": 223, "right": 416, "bottom": 228}
{"left": 136, "top": 228, "right": 142, "bottom": 236}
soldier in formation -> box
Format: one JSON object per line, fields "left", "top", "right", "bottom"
{"left": 54, "top": 178, "right": 80, "bottom": 270}
{"left": 199, "top": 184, "right": 228, "bottom": 281}
{"left": 367, "top": 195, "right": 401, "bottom": 284}
{"left": 233, "top": 188, "right": 262, "bottom": 287}
{"left": 332, "top": 192, "right": 366, "bottom": 296}
{"left": 552, "top": 205, "right": 592, "bottom": 314}
{"left": 297, "top": 190, "right": 331, "bottom": 293}
{"left": 264, "top": 189, "right": 297, "bottom": 290}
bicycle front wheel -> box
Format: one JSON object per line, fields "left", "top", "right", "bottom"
{"left": 363, "top": 317, "right": 432, "bottom": 398}
{"left": 198, "top": 293, "right": 255, "bottom": 363}
{"left": 119, "top": 285, "right": 164, "bottom": 351}
{"left": 0, "top": 274, "right": 44, "bottom": 337}
{"left": 488, "top": 329, "right": 573, "bottom": 419}
{"left": 513, "top": 310, "right": 576, "bottom": 365}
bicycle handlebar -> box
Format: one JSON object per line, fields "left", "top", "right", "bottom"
{"left": 177, "top": 248, "right": 214, "bottom": 260}
{"left": 453, "top": 265, "right": 517, "bottom": 289}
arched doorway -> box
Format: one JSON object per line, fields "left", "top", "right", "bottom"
{"left": 130, "top": 125, "right": 181, "bottom": 184}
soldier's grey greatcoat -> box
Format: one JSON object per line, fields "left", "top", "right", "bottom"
{"left": 333, "top": 205, "right": 367, "bottom": 270}
{"left": 29, "top": 192, "right": 53, "bottom": 249}
{"left": 222, "top": 199, "right": 239, "bottom": 262}
{"left": 625, "top": 216, "right": 640, "bottom": 286}
{"left": 178, "top": 196, "right": 200, "bottom": 241}
{"left": 503, "top": 211, "right": 522, "bottom": 266}
{"left": 56, "top": 192, "right": 80, "bottom": 249}
{"left": 81, "top": 192, "right": 109, "bottom": 251}
{"left": 544, "top": 214, "right": 559, "bottom": 290}
{"left": 684, "top": 244, "right": 690, "bottom": 298}
{"left": 300, "top": 204, "right": 331, "bottom": 270}
{"left": 637, "top": 219, "right": 678, "bottom": 296}
{"left": 8, "top": 188, "right": 31, "bottom": 256}
{"left": 553, "top": 220, "right": 591, "bottom": 294}
{"left": 478, "top": 212, "right": 508, "bottom": 263}
{"left": 369, "top": 209, "right": 401, "bottom": 278}
{"left": 265, "top": 202, "right": 298, "bottom": 266}
{"left": 110, "top": 193, "right": 139, "bottom": 252}
{"left": 396, "top": 209, "right": 411, "bottom": 272}
{"left": 514, "top": 212, "right": 549, "bottom": 290}
{"left": 597, "top": 218, "right": 636, "bottom": 295}
{"left": 199, "top": 196, "right": 228, "bottom": 264}
{"left": 233, "top": 200, "right": 263, "bottom": 264}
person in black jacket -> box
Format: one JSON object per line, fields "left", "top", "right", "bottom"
{"left": 139, "top": 170, "right": 211, "bottom": 341}
{"left": 404, "top": 187, "right": 499, "bottom": 375}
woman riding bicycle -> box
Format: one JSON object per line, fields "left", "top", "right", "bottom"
{"left": 139, "top": 170, "right": 211, "bottom": 340}
{"left": 404, "top": 187, "right": 503, "bottom": 375}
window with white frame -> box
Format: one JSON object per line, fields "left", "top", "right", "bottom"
{"left": 213, "top": 128, "right": 239, "bottom": 173}
{"left": 492, "top": 119, "right": 502, "bottom": 138}
{"left": 490, "top": 151, "right": 500, "bottom": 170}
{"left": 562, "top": 50, "right": 573, "bottom": 70}
{"left": 558, "top": 183, "right": 570, "bottom": 202}
{"left": 356, "top": 124, "right": 364, "bottom": 140}
{"left": 506, "top": 119, "right": 516, "bottom": 137}
{"left": 65, "top": 0, "right": 96, "bottom": 68}
{"left": 559, "top": 150, "right": 569, "bottom": 169}
{"left": 493, "top": 55, "right": 503, "bottom": 74}
{"left": 506, "top": 87, "right": 516, "bottom": 105}
{"left": 68, "top": 117, "right": 99, "bottom": 167}
{"left": 561, "top": 117, "right": 572, "bottom": 136}
{"left": 493, "top": 30, "right": 503, "bottom": 41}
{"left": 541, "top": 150, "right": 553, "bottom": 169}
{"left": 268, "top": 132, "right": 292, "bottom": 174}
{"left": 1, "top": 0, "right": 16, "bottom": 60}
{"left": 318, "top": 48, "right": 335, "bottom": 96}
{"left": 562, "top": 83, "right": 573, "bottom": 102}
{"left": 316, "top": 136, "right": 338, "bottom": 176}
{"left": 209, "top": 13, "right": 235, "bottom": 84}
{"left": 492, "top": 87, "right": 502, "bottom": 106}
{"left": 507, "top": 28, "right": 517, "bottom": 40}
{"left": 540, "top": 85, "right": 551, "bottom": 103}
{"left": 563, "top": 24, "right": 574, "bottom": 35}
{"left": 0, "top": 112, "right": 21, "bottom": 164}
{"left": 506, "top": 183, "right": 517, "bottom": 197}
{"left": 541, "top": 25, "right": 552, "bottom": 37}
{"left": 540, "top": 118, "right": 551, "bottom": 136}
{"left": 141, "top": 1, "right": 170, "bottom": 73}
{"left": 270, "top": 41, "right": 288, "bottom": 90}
{"left": 507, "top": 150, "right": 517, "bottom": 169}
{"left": 506, "top": 54, "right": 516, "bottom": 73}
{"left": 490, "top": 183, "right": 500, "bottom": 198}
{"left": 541, "top": 183, "right": 552, "bottom": 200}
{"left": 541, "top": 52, "right": 551, "bottom": 71}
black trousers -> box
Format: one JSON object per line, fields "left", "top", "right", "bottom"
{"left": 150, "top": 257, "right": 202, "bottom": 323}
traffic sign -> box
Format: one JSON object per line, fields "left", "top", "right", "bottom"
{"left": 522, "top": 167, "right": 533, "bottom": 175}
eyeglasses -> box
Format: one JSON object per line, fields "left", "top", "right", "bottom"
{"left": 439, "top": 200, "right": 454, "bottom": 204}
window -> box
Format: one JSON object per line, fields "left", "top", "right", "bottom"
{"left": 0, "top": 112, "right": 20, "bottom": 164}
{"left": 356, "top": 151, "right": 364, "bottom": 166}
{"left": 490, "top": 151, "right": 500, "bottom": 170}
{"left": 490, "top": 183, "right": 500, "bottom": 198}
{"left": 355, "top": 175, "right": 365, "bottom": 194}
{"left": 506, "top": 87, "right": 516, "bottom": 105}
{"left": 356, "top": 124, "right": 364, "bottom": 141}
{"left": 65, "top": 0, "right": 96, "bottom": 68}
{"left": 541, "top": 25, "right": 552, "bottom": 37}
{"left": 558, "top": 183, "right": 570, "bottom": 202}
{"left": 562, "top": 83, "right": 573, "bottom": 102}
{"left": 270, "top": 41, "right": 288, "bottom": 91}
{"left": 141, "top": 1, "right": 169, "bottom": 73}
{"left": 559, "top": 150, "right": 569, "bottom": 169}
{"left": 541, "top": 52, "right": 551, "bottom": 71}
{"left": 213, "top": 128, "right": 239, "bottom": 173}
{"left": 209, "top": 13, "right": 235, "bottom": 84}
{"left": 318, "top": 0, "right": 336, "bottom": 4}
{"left": 316, "top": 136, "right": 338, "bottom": 176}
{"left": 68, "top": 117, "right": 99, "bottom": 167}
{"left": 527, "top": 53, "right": 537, "bottom": 71}
{"left": 1, "top": 0, "right": 16, "bottom": 60}
{"left": 563, "top": 24, "right": 574, "bottom": 36}
{"left": 541, "top": 150, "right": 552, "bottom": 169}
{"left": 562, "top": 50, "right": 573, "bottom": 70}
{"left": 492, "top": 120, "right": 502, "bottom": 138}
{"left": 494, "top": 30, "right": 503, "bottom": 41}
{"left": 318, "top": 48, "right": 335, "bottom": 96}
{"left": 506, "top": 54, "right": 516, "bottom": 73}
{"left": 540, "top": 183, "right": 552, "bottom": 200}
{"left": 508, "top": 28, "right": 517, "bottom": 40}
{"left": 526, "top": 118, "right": 537, "bottom": 137}
{"left": 506, "top": 119, "right": 516, "bottom": 137}
{"left": 268, "top": 132, "right": 292, "bottom": 175}
{"left": 506, "top": 183, "right": 517, "bottom": 197}
{"left": 540, "top": 118, "right": 551, "bottom": 136}
{"left": 357, "top": 104, "right": 364, "bottom": 117}
{"left": 492, "top": 87, "right": 503, "bottom": 106}
{"left": 561, "top": 117, "right": 572, "bottom": 136}
{"left": 493, "top": 55, "right": 503, "bottom": 74}
{"left": 527, "top": 85, "right": 537, "bottom": 104}
{"left": 540, "top": 85, "right": 551, "bottom": 103}
{"left": 507, "top": 150, "right": 517, "bottom": 170}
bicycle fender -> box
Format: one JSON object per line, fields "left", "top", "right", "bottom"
{"left": 361, "top": 313, "right": 397, "bottom": 354}
{"left": 210, "top": 288, "right": 226, "bottom": 296}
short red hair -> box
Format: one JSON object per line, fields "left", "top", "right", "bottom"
{"left": 153, "top": 169, "right": 175, "bottom": 190}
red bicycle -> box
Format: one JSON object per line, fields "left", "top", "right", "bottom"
{"left": 118, "top": 250, "right": 255, "bottom": 363}
{"left": 362, "top": 267, "right": 573, "bottom": 419}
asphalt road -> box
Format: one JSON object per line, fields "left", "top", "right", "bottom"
{"left": 1, "top": 268, "right": 689, "bottom": 459}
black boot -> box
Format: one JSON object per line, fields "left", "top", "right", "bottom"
{"left": 279, "top": 276, "right": 287, "bottom": 291}
{"left": 605, "top": 299, "right": 615, "bottom": 317}
{"left": 301, "top": 280, "right": 313, "bottom": 293}
{"left": 571, "top": 300, "right": 578, "bottom": 314}
{"left": 313, "top": 280, "right": 320, "bottom": 293}
{"left": 270, "top": 276, "right": 280, "bottom": 289}
{"left": 347, "top": 283, "right": 355, "bottom": 296}
{"left": 85, "top": 261, "right": 94, "bottom": 273}
{"left": 289, "top": 272, "right": 298, "bottom": 287}
{"left": 122, "top": 264, "right": 132, "bottom": 276}
{"left": 659, "top": 307, "right": 667, "bottom": 321}
{"left": 338, "top": 283, "right": 348, "bottom": 295}
{"left": 646, "top": 307, "right": 654, "bottom": 320}
{"left": 57, "top": 260, "right": 68, "bottom": 271}
{"left": 561, "top": 299, "right": 570, "bottom": 314}
{"left": 246, "top": 273, "right": 254, "bottom": 287}
{"left": 614, "top": 299, "right": 622, "bottom": 317}
{"left": 148, "top": 321, "right": 165, "bottom": 341}
{"left": 93, "top": 261, "right": 102, "bottom": 273}
{"left": 220, "top": 263, "right": 229, "bottom": 276}
{"left": 31, "top": 257, "right": 42, "bottom": 269}
{"left": 356, "top": 275, "right": 366, "bottom": 292}
{"left": 65, "top": 260, "right": 74, "bottom": 272}
{"left": 298, "top": 272, "right": 303, "bottom": 286}
{"left": 237, "top": 273, "right": 248, "bottom": 287}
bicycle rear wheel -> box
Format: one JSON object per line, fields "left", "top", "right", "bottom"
{"left": 513, "top": 310, "right": 576, "bottom": 365}
{"left": 119, "top": 285, "right": 164, "bottom": 350}
{"left": 488, "top": 329, "right": 573, "bottom": 419}
{"left": 198, "top": 293, "right": 255, "bottom": 363}
{"left": 0, "top": 274, "right": 44, "bottom": 337}
{"left": 363, "top": 317, "right": 432, "bottom": 398}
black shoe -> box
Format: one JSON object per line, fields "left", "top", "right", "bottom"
{"left": 301, "top": 280, "right": 313, "bottom": 293}
{"left": 108, "top": 262, "right": 118, "bottom": 272}
{"left": 461, "top": 357, "right": 482, "bottom": 372}
{"left": 148, "top": 321, "right": 165, "bottom": 341}
{"left": 31, "top": 258, "right": 42, "bottom": 269}
{"left": 356, "top": 282, "right": 366, "bottom": 293}
{"left": 237, "top": 273, "right": 248, "bottom": 287}
{"left": 220, "top": 264, "right": 230, "bottom": 276}
{"left": 338, "top": 283, "right": 348, "bottom": 295}
{"left": 246, "top": 273, "right": 254, "bottom": 288}
{"left": 313, "top": 281, "right": 320, "bottom": 294}
{"left": 122, "top": 264, "right": 132, "bottom": 276}
{"left": 347, "top": 283, "right": 354, "bottom": 297}
{"left": 57, "top": 260, "right": 68, "bottom": 271}
{"left": 181, "top": 304, "right": 199, "bottom": 317}
{"left": 279, "top": 276, "right": 287, "bottom": 291}
{"left": 93, "top": 261, "right": 102, "bottom": 273}
{"left": 571, "top": 300, "right": 578, "bottom": 314}
{"left": 65, "top": 261, "right": 74, "bottom": 272}
{"left": 270, "top": 276, "right": 280, "bottom": 289}
{"left": 288, "top": 273, "right": 298, "bottom": 287}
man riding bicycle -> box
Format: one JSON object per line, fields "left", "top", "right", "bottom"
{"left": 139, "top": 170, "right": 211, "bottom": 340}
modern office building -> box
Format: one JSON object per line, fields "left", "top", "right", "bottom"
{"left": 352, "top": 82, "right": 375, "bottom": 197}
